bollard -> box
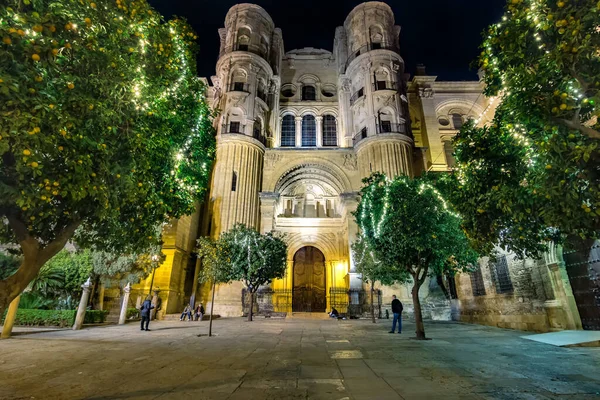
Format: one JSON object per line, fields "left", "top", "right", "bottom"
{"left": 73, "top": 278, "right": 92, "bottom": 330}
{"left": 118, "top": 283, "right": 131, "bottom": 325}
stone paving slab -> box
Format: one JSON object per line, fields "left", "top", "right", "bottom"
{"left": 522, "top": 330, "right": 600, "bottom": 347}
{"left": 0, "top": 318, "right": 599, "bottom": 399}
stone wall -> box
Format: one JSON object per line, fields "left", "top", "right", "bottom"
{"left": 454, "top": 252, "right": 557, "bottom": 332}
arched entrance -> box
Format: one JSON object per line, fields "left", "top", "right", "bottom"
{"left": 292, "top": 246, "right": 326, "bottom": 312}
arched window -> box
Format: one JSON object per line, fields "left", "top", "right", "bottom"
{"left": 281, "top": 115, "right": 296, "bottom": 147}
{"left": 322, "top": 115, "right": 337, "bottom": 147}
{"left": 369, "top": 26, "right": 384, "bottom": 49}
{"left": 302, "top": 115, "right": 317, "bottom": 147}
{"left": 237, "top": 27, "right": 251, "bottom": 51}
{"left": 452, "top": 113, "right": 464, "bottom": 129}
{"left": 302, "top": 85, "right": 316, "bottom": 101}
{"left": 231, "top": 172, "right": 238, "bottom": 192}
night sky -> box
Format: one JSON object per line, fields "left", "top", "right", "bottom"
{"left": 147, "top": 0, "right": 506, "bottom": 81}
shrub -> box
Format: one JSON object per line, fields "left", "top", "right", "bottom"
{"left": 127, "top": 308, "right": 140, "bottom": 320}
{"left": 83, "top": 310, "right": 109, "bottom": 324}
{"left": 1, "top": 309, "right": 76, "bottom": 327}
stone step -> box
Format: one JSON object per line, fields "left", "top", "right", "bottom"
{"left": 161, "top": 313, "right": 220, "bottom": 321}
{"left": 287, "top": 312, "right": 331, "bottom": 320}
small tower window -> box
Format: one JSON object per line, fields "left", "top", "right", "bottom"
{"left": 229, "top": 121, "right": 241, "bottom": 133}
{"left": 231, "top": 172, "right": 238, "bottom": 192}
{"left": 452, "top": 114, "right": 464, "bottom": 130}
{"left": 302, "top": 85, "right": 316, "bottom": 101}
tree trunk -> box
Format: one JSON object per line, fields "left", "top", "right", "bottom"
{"left": 247, "top": 291, "right": 254, "bottom": 322}
{"left": 370, "top": 282, "right": 376, "bottom": 323}
{"left": 411, "top": 280, "right": 426, "bottom": 340}
{"left": 436, "top": 274, "right": 451, "bottom": 300}
{"left": 0, "top": 251, "right": 44, "bottom": 324}
{"left": 209, "top": 281, "right": 216, "bottom": 337}
{"left": 0, "top": 217, "right": 80, "bottom": 326}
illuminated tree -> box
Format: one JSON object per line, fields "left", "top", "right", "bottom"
{"left": 0, "top": 0, "right": 216, "bottom": 317}
{"left": 220, "top": 224, "right": 287, "bottom": 322}
{"left": 448, "top": 0, "right": 599, "bottom": 256}
{"left": 355, "top": 174, "right": 478, "bottom": 340}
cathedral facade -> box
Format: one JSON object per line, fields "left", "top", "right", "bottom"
{"left": 129, "top": 2, "right": 584, "bottom": 333}
{"left": 197, "top": 1, "right": 491, "bottom": 317}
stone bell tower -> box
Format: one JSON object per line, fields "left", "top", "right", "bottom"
{"left": 336, "top": 1, "right": 413, "bottom": 179}
{"left": 206, "top": 3, "right": 283, "bottom": 316}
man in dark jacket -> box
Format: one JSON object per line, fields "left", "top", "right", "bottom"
{"left": 140, "top": 296, "right": 154, "bottom": 331}
{"left": 389, "top": 295, "right": 403, "bottom": 334}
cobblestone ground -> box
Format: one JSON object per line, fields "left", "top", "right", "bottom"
{"left": 1, "top": 318, "right": 600, "bottom": 400}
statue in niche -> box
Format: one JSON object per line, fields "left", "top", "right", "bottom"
{"left": 343, "top": 154, "right": 358, "bottom": 171}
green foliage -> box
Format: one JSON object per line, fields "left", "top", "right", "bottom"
{"left": 18, "top": 291, "right": 56, "bottom": 310}
{"left": 1, "top": 309, "right": 76, "bottom": 327}
{"left": 196, "top": 236, "right": 235, "bottom": 286}
{"left": 355, "top": 174, "right": 478, "bottom": 284}
{"left": 83, "top": 309, "right": 108, "bottom": 324}
{"left": 449, "top": 0, "right": 600, "bottom": 256}
{"left": 1, "top": 308, "right": 106, "bottom": 326}
{"left": 220, "top": 224, "right": 288, "bottom": 293}
{"left": 28, "top": 261, "right": 65, "bottom": 296}
{"left": 126, "top": 307, "right": 140, "bottom": 319}
{"left": 49, "top": 250, "right": 93, "bottom": 297}
{"left": 91, "top": 249, "right": 158, "bottom": 287}
{"left": 0, "top": 252, "right": 20, "bottom": 279}
{"left": 0, "top": 0, "right": 216, "bottom": 257}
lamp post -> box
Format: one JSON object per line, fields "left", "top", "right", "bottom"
{"left": 148, "top": 254, "right": 159, "bottom": 296}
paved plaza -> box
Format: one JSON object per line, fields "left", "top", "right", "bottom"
{"left": 1, "top": 318, "right": 599, "bottom": 400}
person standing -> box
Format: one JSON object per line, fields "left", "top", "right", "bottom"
{"left": 389, "top": 295, "right": 403, "bottom": 334}
{"left": 140, "top": 296, "right": 154, "bottom": 331}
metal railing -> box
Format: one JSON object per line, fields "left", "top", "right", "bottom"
{"left": 373, "top": 81, "right": 398, "bottom": 91}
{"left": 220, "top": 44, "right": 268, "bottom": 60}
{"left": 350, "top": 88, "right": 365, "bottom": 106}
{"left": 376, "top": 122, "right": 407, "bottom": 134}
{"left": 353, "top": 123, "right": 408, "bottom": 146}
{"left": 221, "top": 123, "right": 246, "bottom": 134}
{"left": 353, "top": 128, "right": 368, "bottom": 147}
{"left": 345, "top": 43, "right": 400, "bottom": 69}
{"left": 228, "top": 82, "right": 249, "bottom": 93}
{"left": 240, "top": 288, "right": 383, "bottom": 318}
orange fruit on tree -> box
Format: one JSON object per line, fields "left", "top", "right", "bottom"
{"left": 23, "top": 149, "right": 31, "bottom": 156}
{"left": 2, "top": 37, "right": 11, "bottom": 45}
{"left": 52, "top": 48, "right": 59, "bottom": 56}
{"left": 67, "top": 83, "right": 75, "bottom": 90}
{"left": 31, "top": 54, "right": 40, "bottom": 61}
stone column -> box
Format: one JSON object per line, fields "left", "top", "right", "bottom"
{"left": 118, "top": 283, "right": 132, "bottom": 325}
{"left": 190, "top": 257, "right": 201, "bottom": 306}
{"left": 1, "top": 295, "right": 21, "bottom": 339}
{"left": 295, "top": 116, "right": 303, "bottom": 147}
{"left": 151, "top": 289, "right": 160, "bottom": 320}
{"left": 259, "top": 192, "right": 279, "bottom": 233}
{"left": 73, "top": 278, "right": 92, "bottom": 330}
{"left": 414, "top": 79, "right": 447, "bottom": 171}
{"left": 98, "top": 282, "right": 105, "bottom": 311}
{"left": 316, "top": 116, "right": 323, "bottom": 147}
{"left": 340, "top": 192, "right": 362, "bottom": 289}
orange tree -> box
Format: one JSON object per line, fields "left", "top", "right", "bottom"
{"left": 355, "top": 174, "right": 478, "bottom": 340}
{"left": 0, "top": 0, "right": 216, "bottom": 317}
{"left": 443, "top": 0, "right": 599, "bottom": 257}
